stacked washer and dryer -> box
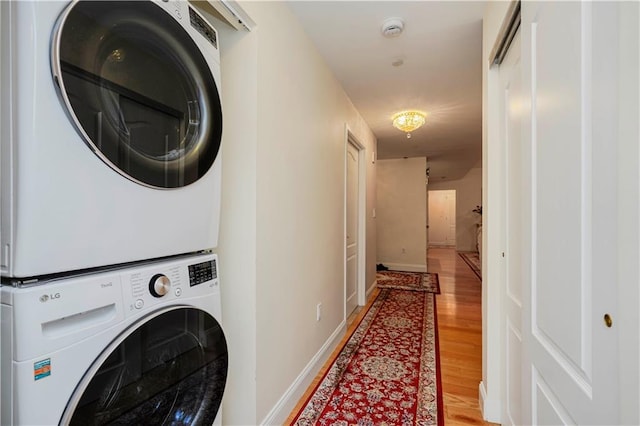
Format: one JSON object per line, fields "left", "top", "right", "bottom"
{"left": 1, "top": 1, "right": 228, "bottom": 424}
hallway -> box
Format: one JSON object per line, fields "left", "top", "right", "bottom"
{"left": 288, "top": 247, "right": 493, "bottom": 425}
{"left": 429, "top": 247, "right": 493, "bottom": 425}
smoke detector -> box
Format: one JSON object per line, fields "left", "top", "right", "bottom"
{"left": 381, "top": 18, "right": 405, "bottom": 38}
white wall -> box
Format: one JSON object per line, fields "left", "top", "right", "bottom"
{"left": 207, "top": 2, "right": 378, "bottom": 424}
{"left": 481, "top": 1, "right": 511, "bottom": 422}
{"left": 429, "top": 166, "right": 482, "bottom": 252}
{"left": 376, "top": 158, "right": 427, "bottom": 272}
{"left": 252, "top": 3, "right": 377, "bottom": 420}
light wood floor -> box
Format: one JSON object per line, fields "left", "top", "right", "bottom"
{"left": 429, "top": 247, "right": 495, "bottom": 425}
{"left": 285, "top": 247, "right": 496, "bottom": 425}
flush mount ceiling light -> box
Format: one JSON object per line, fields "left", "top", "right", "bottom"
{"left": 392, "top": 111, "right": 426, "bottom": 139}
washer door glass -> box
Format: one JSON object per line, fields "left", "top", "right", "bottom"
{"left": 54, "top": 1, "right": 222, "bottom": 188}
{"left": 64, "top": 307, "right": 228, "bottom": 425}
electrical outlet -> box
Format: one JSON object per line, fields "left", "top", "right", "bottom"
{"left": 316, "top": 303, "right": 322, "bottom": 321}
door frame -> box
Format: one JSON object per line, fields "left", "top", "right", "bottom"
{"left": 498, "top": 28, "right": 523, "bottom": 426}
{"left": 482, "top": 2, "right": 519, "bottom": 422}
{"left": 344, "top": 125, "right": 367, "bottom": 319}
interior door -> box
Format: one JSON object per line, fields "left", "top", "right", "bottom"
{"left": 428, "top": 190, "right": 456, "bottom": 247}
{"left": 500, "top": 29, "right": 523, "bottom": 426}
{"left": 521, "top": 2, "right": 619, "bottom": 423}
{"left": 345, "top": 142, "right": 359, "bottom": 317}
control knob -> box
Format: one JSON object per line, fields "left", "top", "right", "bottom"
{"left": 149, "top": 274, "right": 171, "bottom": 298}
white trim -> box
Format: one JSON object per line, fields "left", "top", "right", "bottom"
{"left": 366, "top": 280, "right": 377, "bottom": 300}
{"left": 479, "top": 381, "right": 502, "bottom": 423}
{"left": 259, "top": 320, "right": 347, "bottom": 425}
{"left": 483, "top": 3, "right": 513, "bottom": 423}
{"left": 617, "top": 2, "right": 640, "bottom": 423}
{"left": 382, "top": 263, "right": 427, "bottom": 273}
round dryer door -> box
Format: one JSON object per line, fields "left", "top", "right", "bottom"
{"left": 61, "top": 307, "right": 228, "bottom": 425}
{"left": 52, "top": 1, "right": 222, "bottom": 188}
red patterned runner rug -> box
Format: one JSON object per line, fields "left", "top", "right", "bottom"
{"left": 376, "top": 271, "right": 440, "bottom": 293}
{"left": 291, "top": 289, "right": 443, "bottom": 425}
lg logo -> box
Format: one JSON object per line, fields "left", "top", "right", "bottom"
{"left": 39, "top": 293, "right": 61, "bottom": 303}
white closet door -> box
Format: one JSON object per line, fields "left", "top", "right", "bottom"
{"left": 521, "top": 2, "right": 619, "bottom": 424}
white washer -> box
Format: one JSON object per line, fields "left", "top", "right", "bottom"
{"left": 1, "top": 253, "right": 227, "bottom": 425}
{"left": 1, "top": 0, "right": 223, "bottom": 278}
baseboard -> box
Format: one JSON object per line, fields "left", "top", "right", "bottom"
{"left": 383, "top": 262, "right": 427, "bottom": 273}
{"left": 366, "top": 280, "right": 377, "bottom": 300}
{"left": 260, "top": 320, "right": 347, "bottom": 425}
{"left": 479, "top": 381, "right": 501, "bottom": 423}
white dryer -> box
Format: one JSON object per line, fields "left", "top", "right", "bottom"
{"left": 1, "top": 0, "right": 223, "bottom": 278}
{"left": 1, "top": 253, "right": 227, "bottom": 425}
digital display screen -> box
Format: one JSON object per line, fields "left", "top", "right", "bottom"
{"left": 188, "top": 260, "right": 216, "bottom": 287}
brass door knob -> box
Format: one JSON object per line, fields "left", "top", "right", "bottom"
{"left": 604, "top": 314, "right": 613, "bottom": 328}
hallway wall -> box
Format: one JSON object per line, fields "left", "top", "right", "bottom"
{"left": 376, "top": 157, "right": 427, "bottom": 272}
{"left": 206, "top": 2, "right": 378, "bottom": 424}
{"left": 252, "top": 2, "right": 377, "bottom": 420}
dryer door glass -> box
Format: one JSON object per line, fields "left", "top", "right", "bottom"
{"left": 54, "top": 1, "right": 222, "bottom": 188}
{"left": 65, "top": 308, "right": 228, "bottom": 425}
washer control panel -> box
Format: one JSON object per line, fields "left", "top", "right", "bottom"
{"left": 188, "top": 259, "right": 217, "bottom": 287}
{"left": 122, "top": 254, "right": 219, "bottom": 315}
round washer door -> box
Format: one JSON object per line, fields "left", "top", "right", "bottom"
{"left": 52, "top": 0, "right": 222, "bottom": 188}
{"left": 61, "top": 307, "right": 228, "bottom": 425}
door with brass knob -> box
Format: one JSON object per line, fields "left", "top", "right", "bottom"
{"left": 520, "top": 1, "right": 621, "bottom": 423}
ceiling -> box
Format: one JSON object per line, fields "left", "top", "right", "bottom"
{"left": 287, "top": 1, "right": 486, "bottom": 182}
